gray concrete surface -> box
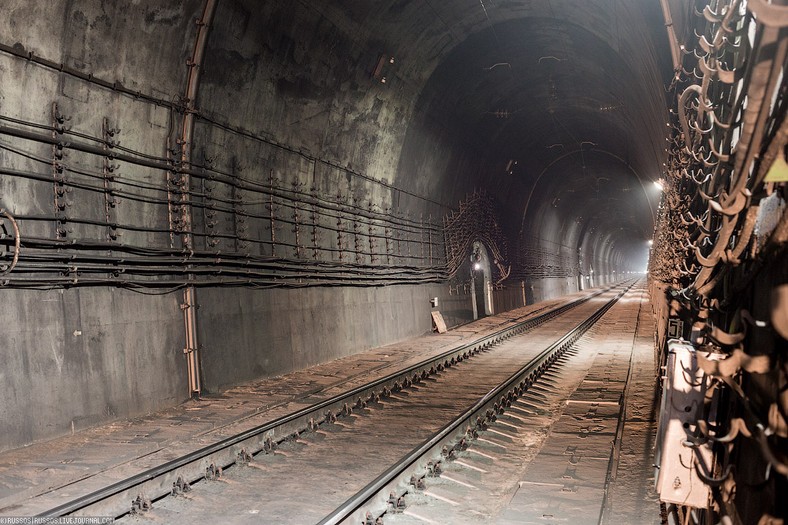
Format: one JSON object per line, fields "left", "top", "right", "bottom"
{"left": 1, "top": 287, "right": 187, "bottom": 450}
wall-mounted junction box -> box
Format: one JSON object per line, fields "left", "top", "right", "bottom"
{"left": 654, "top": 340, "right": 712, "bottom": 508}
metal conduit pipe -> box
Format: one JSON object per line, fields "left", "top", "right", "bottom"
{"left": 178, "top": 0, "right": 218, "bottom": 398}
{"left": 659, "top": 0, "right": 684, "bottom": 72}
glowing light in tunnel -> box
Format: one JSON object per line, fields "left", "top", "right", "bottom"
{"left": 474, "top": 263, "right": 482, "bottom": 270}
{"left": 653, "top": 179, "right": 665, "bottom": 191}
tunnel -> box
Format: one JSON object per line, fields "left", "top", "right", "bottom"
{"left": 0, "top": 1, "right": 785, "bottom": 524}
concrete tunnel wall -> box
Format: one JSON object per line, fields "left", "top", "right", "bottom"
{"left": 0, "top": 1, "right": 202, "bottom": 450}
{"left": 0, "top": 0, "right": 669, "bottom": 451}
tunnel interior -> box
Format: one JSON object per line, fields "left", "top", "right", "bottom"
{"left": 0, "top": 0, "right": 672, "bottom": 450}
{"left": 2, "top": 1, "right": 787, "bottom": 523}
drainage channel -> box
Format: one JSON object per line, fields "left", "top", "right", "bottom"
{"left": 317, "top": 283, "right": 632, "bottom": 525}
{"left": 36, "top": 283, "right": 631, "bottom": 520}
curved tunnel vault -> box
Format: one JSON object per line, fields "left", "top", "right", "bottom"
{"left": 395, "top": 10, "right": 671, "bottom": 282}
{"left": 0, "top": 0, "right": 674, "bottom": 450}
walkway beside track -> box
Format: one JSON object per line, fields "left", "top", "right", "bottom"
{"left": 498, "top": 284, "right": 662, "bottom": 525}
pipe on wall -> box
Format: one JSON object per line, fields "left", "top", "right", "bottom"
{"left": 179, "top": 0, "right": 218, "bottom": 398}
{"left": 658, "top": 0, "right": 683, "bottom": 72}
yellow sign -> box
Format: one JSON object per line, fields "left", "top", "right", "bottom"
{"left": 764, "top": 151, "right": 788, "bottom": 182}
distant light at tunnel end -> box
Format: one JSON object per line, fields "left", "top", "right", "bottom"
{"left": 474, "top": 263, "right": 482, "bottom": 270}
{"left": 648, "top": 239, "right": 654, "bottom": 246}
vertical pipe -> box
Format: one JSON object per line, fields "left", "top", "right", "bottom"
{"left": 420, "top": 214, "right": 424, "bottom": 264}
{"left": 180, "top": 0, "right": 217, "bottom": 248}
{"left": 658, "top": 0, "right": 682, "bottom": 72}
{"left": 428, "top": 214, "right": 433, "bottom": 266}
{"left": 180, "top": 0, "right": 218, "bottom": 398}
{"left": 182, "top": 286, "right": 200, "bottom": 395}
{"left": 470, "top": 274, "right": 478, "bottom": 320}
{"left": 486, "top": 278, "right": 494, "bottom": 315}
{"left": 269, "top": 172, "right": 277, "bottom": 256}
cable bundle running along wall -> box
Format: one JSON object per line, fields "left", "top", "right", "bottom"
{"left": 0, "top": 109, "right": 449, "bottom": 290}
{"left": 443, "top": 190, "right": 511, "bottom": 284}
{"left": 511, "top": 234, "right": 579, "bottom": 281}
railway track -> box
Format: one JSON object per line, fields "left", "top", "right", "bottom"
{"left": 318, "top": 284, "right": 633, "bottom": 525}
{"left": 35, "top": 282, "right": 635, "bottom": 522}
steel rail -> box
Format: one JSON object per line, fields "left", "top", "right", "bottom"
{"left": 34, "top": 283, "right": 628, "bottom": 519}
{"left": 318, "top": 283, "right": 632, "bottom": 525}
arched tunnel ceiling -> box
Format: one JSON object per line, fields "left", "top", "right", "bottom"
{"left": 388, "top": 2, "right": 673, "bottom": 248}
{"left": 223, "top": 0, "right": 674, "bottom": 255}
{"left": 194, "top": 0, "right": 674, "bottom": 269}
{"left": 412, "top": 16, "right": 661, "bottom": 166}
